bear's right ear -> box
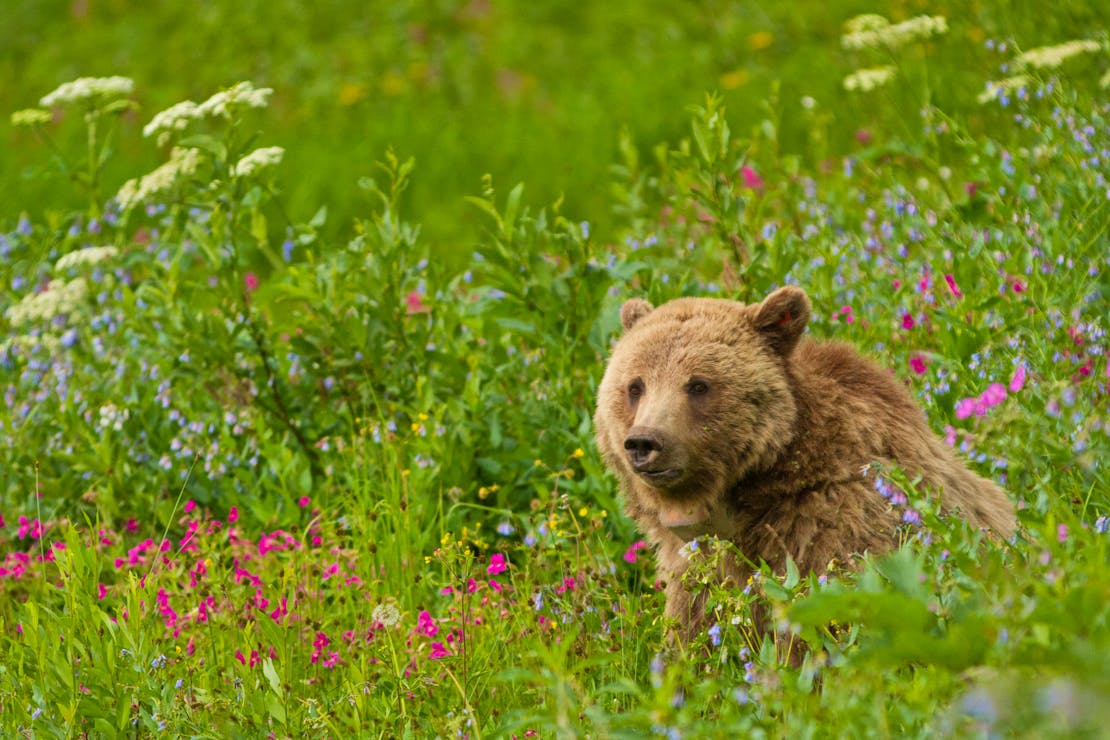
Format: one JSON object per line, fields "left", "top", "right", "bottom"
{"left": 752, "top": 286, "right": 811, "bottom": 355}
{"left": 620, "top": 298, "right": 654, "bottom": 332}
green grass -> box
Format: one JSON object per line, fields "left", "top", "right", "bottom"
{"left": 1, "top": 3, "right": 1109, "bottom": 737}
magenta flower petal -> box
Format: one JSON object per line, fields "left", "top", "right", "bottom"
{"left": 487, "top": 553, "right": 507, "bottom": 575}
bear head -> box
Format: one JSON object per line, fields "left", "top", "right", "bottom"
{"left": 594, "top": 286, "right": 811, "bottom": 542}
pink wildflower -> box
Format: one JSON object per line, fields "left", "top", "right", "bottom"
{"left": 944, "top": 274, "right": 963, "bottom": 299}
{"left": 487, "top": 553, "right": 507, "bottom": 575}
{"left": 184, "top": 500, "right": 196, "bottom": 514}
{"left": 981, "top": 383, "right": 1007, "bottom": 408}
{"left": 623, "top": 540, "right": 647, "bottom": 564}
{"left": 244, "top": 272, "right": 260, "bottom": 293}
{"left": 902, "top": 313, "right": 915, "bottom": 330}
{"left": 1009, "top": 365, "right": 1027, "bottom": 393}
{"left": 1057, "top": 524, "right": 1069, "bottom": 543}
{"left": 406, "top": 290, "right": 430, "bottom": 314}
{"left": 417, "top": 610, "right": 439, "bottom": 637}
{"left": 955, "top": 398, "right": 976, "bottom": 420}
{"left": 97, "top": 583, "right": 107, "bottom": 600}
{"left": 429, "top": 642, "right": 451, "bottom": 659}
{"left": 297, "top": 496, "right": 310, "bottom": 508}
{"left": 909, "top": 355, "right": 927, "bottom": 375}
{"left": 227, "top": 506, "right": 239, "bottom": 524}
{"left": 740, "top": 166, "right": 764, "bottom": 190}
{"left": 17, "top": 517, "right": 42, "bottom": 540}
{"left": 556, "top": 577, "right": 576, "bottom": 594}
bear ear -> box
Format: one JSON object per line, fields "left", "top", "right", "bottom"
{"left": 620, "top": 298, "right": 654, "bottom": 332}
{"left": 751, "top": 286, "right": 811, "bottom": 355}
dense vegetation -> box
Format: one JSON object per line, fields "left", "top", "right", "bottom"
{"left": 1, "top": 2, "right": 1108, "bottom": 736}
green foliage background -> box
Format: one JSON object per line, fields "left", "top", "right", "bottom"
{"left": 4, "top": 0, "right": 1106, "bottom": 247}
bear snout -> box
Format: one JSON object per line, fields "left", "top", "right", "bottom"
{"left": 624, "top": 430, "right": 664, "bottom": 469}
{"left": 624, "top": 428, "right": 687, "bottom": 486}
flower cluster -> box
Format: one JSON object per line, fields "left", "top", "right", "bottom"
{"left": 978, "top": 75, "right": 1035, "bottom": 104}
{"left": 116, "top": 147, "right": 201, "bottom": 210}
{"left": 841, "top": 14, "right": 948, "bottom": 51}
{"left": 1015, "top": 39, "right": 1101, "bottom": 71}
{"left": 141, "top": 82, "right": 273, "bottom": 147}
{"left": 55, "top": 245, "right": 118, "bottom": 272}
{"left": 843, "top": 66, "right": 896, "bottom": 93}
{"left": 196, "top": 81, "right": 273, "bottom": 118}
{"left": 230, "top": 146, "right": 285, "bottom": 178}
{"left": 955, "top": 364, "right": 1028, "bottom": 420}
{"left": 142, "top": 100, "right": 202, "bottom": 146}
{"left": 4, "top": 277, "right": 88, "bottom": 327}
{"left": 10, "top": 108, "right": 52, "bottom": 127}
{"left": 39, "top": 76, "right": 134, "bottom": 109}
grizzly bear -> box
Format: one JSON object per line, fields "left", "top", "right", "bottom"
{"left": 594, "top": 287, "right": 1015, "bottom": 646}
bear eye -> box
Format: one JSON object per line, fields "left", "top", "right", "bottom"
{"left": 628, "top": 380, "right": 644, "bottom": 401}
{"left": 686, "top": 379, "right": 710, "bottom": 396}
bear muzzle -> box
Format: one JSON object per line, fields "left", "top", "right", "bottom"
{"left": 624, "top": 428, "right": 685, "bottom": 485}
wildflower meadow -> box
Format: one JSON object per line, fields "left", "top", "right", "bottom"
{"left": 1, "top": 3, "right": 1109, "bottom": 737}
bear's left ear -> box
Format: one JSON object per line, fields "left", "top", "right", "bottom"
{"left": 620, "top": 298, "right": 654, "bottom": 332}
{"left": 752, "top": 286, "right": 811, "bottom": 355}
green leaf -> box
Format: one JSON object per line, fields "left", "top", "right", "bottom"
{"left": 262, "top": 657, "right": 282, "bottom": 695}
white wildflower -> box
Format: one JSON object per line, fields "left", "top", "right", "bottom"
{"left": 977, "top": 75, "right": 1033, "bottom": 103}
{"left": 230, "top": 146, "right": 284, "bottom": 178}
{"left": 843, "top": 66, "right": 897, "bottom": 93}
{"left": 800, "top": 95, "right": 817, "bottom": 110}
{"left": 40, "top": 76, "right": 134, "bottom": 108}
{"left": 55, "top": 246, "right": 119, "bottom": 272}
{"left": 11, "top": 109, "right": 52, "bottom": 127}
{"left": 197, "top": 81, "right": 273, "bottom": 118}
{"left": 143, "top": 100, "right": 202, "bottom": 146}
{"left": 842, "top": 14, "right": 948, "bottom": 50}
{"left": 115, "top": 147, "right": 202, "bottom": 210}
{"left": 5, "top": 278, "right": 89, "bottom": 327}
{"left": 97, "top": 403, "right": 128, "bottom": 432}
{"left": 1014, "top": 39, "right": 1101, "bottom": 70}
{"left": 371, "top": 603, "right": 401, "bottom": 627}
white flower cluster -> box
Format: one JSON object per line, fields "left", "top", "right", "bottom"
{"left": 11, "top": 109, "right": 53, "bottom": 127}
{"left": 142, "top": 100, "right": 201, "bottom": 146}
{"left": 55, "top": 246, "right": 119, "bottom": 272}
{"left": 977, "top": 74, "right": 1034, "bottom": 103}
{"left": 5, "top": 278, "right": 88, "bottom": 327}
{"left": 1014, "top": 39, "right": 1101, "bottom": 70}
{"left": 197, "top": 81, "right": 273, "bottom": 118}
{"left": 40, "top": 76, "right": 134, "bottom": 108}
{"left": 843, "top": 66, "right": 897, "bottom": 92}
{"left": 142, "top": 81, "right": 273, "bottom": 147}
{"left": 842, "top": 14, "right": 948, "bottom": 50}
{"left": 98, "top": 402, "right": 129, "bottom": 432}
{"left": 115, "top": 147, "right": 201, "bottom": 210}
{"left": 230, "top": 146, "right": 285, "bottom": 177}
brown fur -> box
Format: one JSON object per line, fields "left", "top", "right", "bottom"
{"left": 595, "top": 287, "right": 1014, "bottom": 642}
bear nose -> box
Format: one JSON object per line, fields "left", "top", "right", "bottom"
{"left": 624, "top": 432, "right": 663, "bottom": 469}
